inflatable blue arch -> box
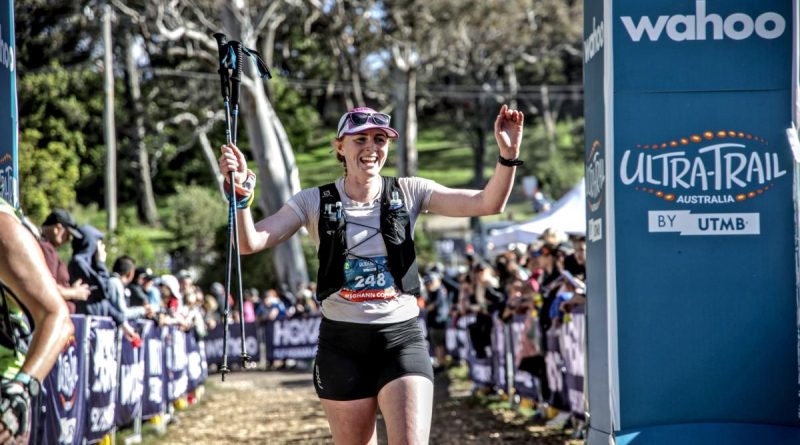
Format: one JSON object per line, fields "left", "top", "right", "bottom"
{"left": 584, "top": 1, "right": 800, "bottom": 444}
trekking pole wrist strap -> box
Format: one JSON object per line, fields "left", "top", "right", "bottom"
{"left": 224, "top": 169, "right": 257, "bottom": 209}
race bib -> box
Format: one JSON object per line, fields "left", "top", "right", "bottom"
{"left": 339, "top": 256, "right": 399, "bottom": 302}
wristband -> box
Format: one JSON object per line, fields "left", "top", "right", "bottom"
{"left": 498, "top": 155, "right": 523, "bottom": 167}
{"left": 13, "top": 372, "right": 40, "bottom": 398}
{"left": 224, "top": 170, "right": 257, "bottom": 209}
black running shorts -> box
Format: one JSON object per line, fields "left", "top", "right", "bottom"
{"left": 313, "top": 317, "right": 434, "bottom": 401}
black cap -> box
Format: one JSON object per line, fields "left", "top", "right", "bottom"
{"left": 423, "top": 272, "right": 441, "bottom": 284}
{"left": 135, "top": 267, "right": 156, "bottom": 282}
{"left": 42, "top": 209, "right": 83, "bottom": 239}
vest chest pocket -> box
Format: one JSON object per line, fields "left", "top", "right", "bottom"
{"left": 382, "top": 207, "right": 409, "bottom": 245}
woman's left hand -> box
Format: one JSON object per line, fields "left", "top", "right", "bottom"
{"left": 494, "top": 104, "right": 524, "bottom": 159}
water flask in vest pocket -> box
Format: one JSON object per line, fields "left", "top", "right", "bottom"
{"left": 324, "top": 202, "right": 342, "bottom": 222}
{"left": 389, "top": 191, "right": 403, "bottom": 210}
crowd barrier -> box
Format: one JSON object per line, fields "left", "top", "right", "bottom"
{"left": 204, "top": 310, "right": 586, "bottom": 419}
{"left": 446, "top": 307, "right": 586, "bottom": 417}
{"left": 33, "top": 310, "right": 584, "bottom": 443}
{"left": 37, "top": 315, "right": 208, "bottom": 445}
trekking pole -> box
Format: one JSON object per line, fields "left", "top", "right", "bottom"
{"left": 226, "top": 40, "right": 252, "bottom": 369}
{"left": 212, "top": 31, "right": 234, "bottom": 380}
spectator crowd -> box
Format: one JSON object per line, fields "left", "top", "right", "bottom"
{"left": 30, "top": 208, "right": 322, "bottom": 363}
{"left": 418, "top": 227, "right": 587, "bottom": 428}
{"left": 22, "top": 206, "right": 587, "bottom": 432}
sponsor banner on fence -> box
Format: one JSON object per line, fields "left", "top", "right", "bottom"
{"left": 509, "top": 313, "right": 542, "bottom": 401}
{"left": 205, "top": 322, "right": 261, "bottom": 368}
{"left": 544, "top": 326, "right": 569, "bottom": 411}
{"left": 166, "top": 327, "right": 188, "bottom": 402}
{"left": 490, "top": 316, "right": 508, "bottom": 392}
{"left": 41, "top": 315, "right": 88, "bottom": 445}
{"left": 114, "top": 321, "right": 145, "bottom": 428}
{"left": 264, "top": 316, "right": 321, "bottom": 361}
{"left": 561, "top": 308, "right": 586, "bottom": 418}
{"left": 85, "top": 317, "right": 117, "bottom": 443}
{"left": 141, "top": 321, "right": 165, "bottom": 419}
{"left": 449, "top": 314, "right": 474, "bottom": 362}
{"left": 185, "top": 332, "right": 204, "bottom": 392}
{"left": 467, "top": 355, "right": 493, "bottom": 388}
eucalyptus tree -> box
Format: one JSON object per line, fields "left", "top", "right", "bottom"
{"left": 431, "top": 0, "right": 582, "bottom": 186}
{"left": 113, "top": 0, "right": 310, "bottom": 290}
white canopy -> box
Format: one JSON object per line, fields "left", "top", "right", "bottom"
{"left": 486, "top": 179, "right": 586, "bottom": 253}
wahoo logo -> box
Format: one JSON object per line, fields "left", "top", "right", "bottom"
{"left": 620, "top": 1, "right": 785, "bottom": 42}
{"left": 584, "top": 17, "right": 604, "bottom": 64}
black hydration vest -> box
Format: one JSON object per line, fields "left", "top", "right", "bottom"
{"left": 316, "top": 176, "right": 420, "bottom": 302}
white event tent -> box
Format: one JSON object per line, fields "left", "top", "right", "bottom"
{"left": 486, "top": 179, "right": 586, "bottom": 254}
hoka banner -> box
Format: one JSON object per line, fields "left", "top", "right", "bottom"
{"left": 585, "top": 1, "right": 800, "bottom": 444}
{"left": 205, "top": 322, "right": 261, "bottom": 368}
{"left": 0, "top": 0, "right": 17, "bottom": 207}
{"left": 264, "top": 316, "right": 320, "bottom": 361}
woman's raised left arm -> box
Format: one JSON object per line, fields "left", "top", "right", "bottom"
{"left": 427, "top": 104, "right": 524, "bottom": 217}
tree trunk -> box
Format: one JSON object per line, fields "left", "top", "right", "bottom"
{"left": 472, "top": 97, "right": 487, "bottom": 188}
{"left": 405, "top": 68, "right": 418, "bottom": 176}
{"left": 349, "top": 58, "right": 365, "bottom": 107}
{"left": 123, "top": 32, "right": 160, "bottom": 226}
{"left": 505, "top": 62, "right": 518, "bottom": 110}
{"left": 197, "top": 131, "right": 225, "bottom": 200}
{"left": 242, "top": 82, "right": 308, "bottom": 292}
{"left": 222, "top": 4, "right": 308, "bottom": 292}
{"left": 392, "top": 65, "right": 418, "bottom": 177}
{"left": 540, "top": 84, "right": 557, "bottom": 154}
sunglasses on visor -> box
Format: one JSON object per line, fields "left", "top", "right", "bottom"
{"left": 338, "top": 111, "right": 391, "bottom": 135}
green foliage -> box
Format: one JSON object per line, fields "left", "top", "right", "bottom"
{"left": 199, "top": 218, "right": 278, "bottom": 292}
{"left": 271, "top": 77, "right": 321, "bottom": 150}
{"left": 67, "top": 203, "right": 172, "bottom": 270}
{"left": 520, "top": 118, "right": 585, "bottom": 199}
{"left": 162, "top": 186, "right": 226, "bottom": 266}
{"left": 107, "top": 225, "right": 172, "bottom": 271}
{"left": 413, "top": 226, "right": 437, "bottom": 267}
{"left": 17, "top": 64, "right": 103, "bottom": 222}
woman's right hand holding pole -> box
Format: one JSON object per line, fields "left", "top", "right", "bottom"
{"left": 218, "top": 143, "right": 248, "bottom": 187}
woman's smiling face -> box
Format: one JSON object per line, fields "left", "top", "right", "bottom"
{"left": 336, "top": 129, "right": 390, "bottom": 178}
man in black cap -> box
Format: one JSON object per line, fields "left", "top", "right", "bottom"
{"left": 38, "top": 209, "right": 90, "bottom": 311}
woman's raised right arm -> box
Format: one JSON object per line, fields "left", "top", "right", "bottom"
{"left": 220, "top": 144, "right": 304, "bottom": 254}
{"left": 236, "top": 204, "right": 303, "bottom": 254}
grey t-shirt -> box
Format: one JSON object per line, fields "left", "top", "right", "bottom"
{"left": 286, "top": 176, "right": 435, "bottom": 324}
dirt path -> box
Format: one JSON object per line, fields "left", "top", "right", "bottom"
{"left": 149, "top": 368, "right": 582, "bottom": 445}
